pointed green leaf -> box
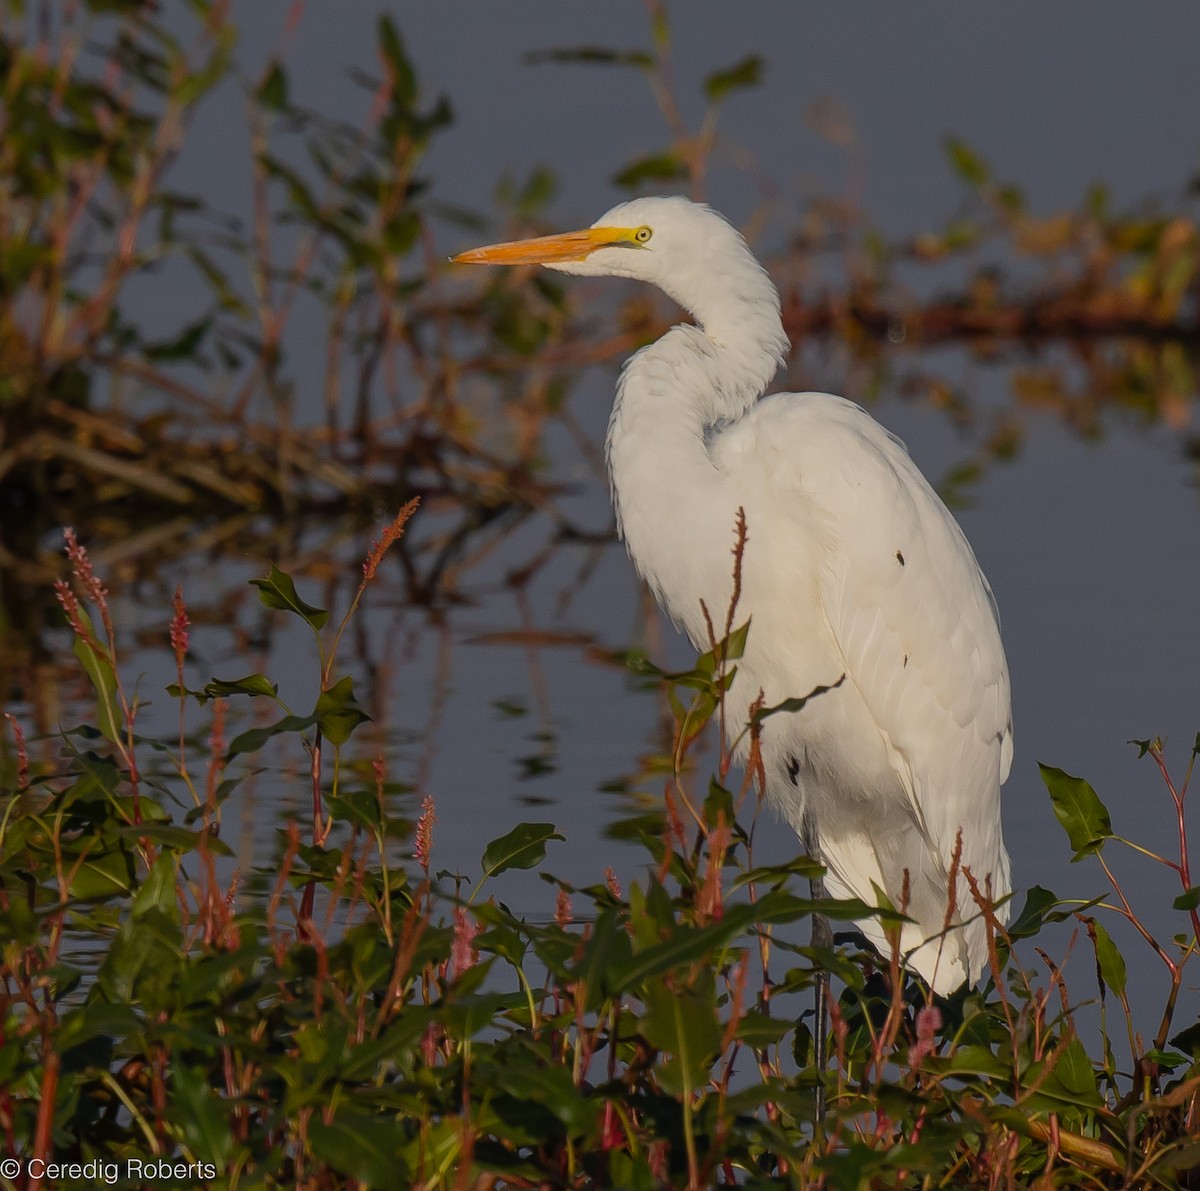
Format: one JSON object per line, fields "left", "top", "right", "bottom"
{"left": 250, "top": 565, "right": 328, "bottom": 630}
{"left": 315, "top": 675, "right": 370, "bottom": 747}
{"left": 226, "top": 713, "right": 316, "bottom": 758}
{"left": 1091, "top": 919, "right": 1127, "bottom": 997}
{"left": 735, "top": 1009, "right": 791, "bottom": 1049}
{"left": 488, "top": 1058, "right": 595, "bottom": 1134}
{"left": 755, "top": 673, "right": 846, "bottom": 721}
{"left": 524, "top": 47, "right": 654, "bottom": 70}
{"left": 134, "top": 853, "right": 180, "bottom": 921}
{"left": 1006, "top": 885, "right": 1068, "bottom": 940}
{"left": 1173, "top": 885, "right": 1200, "bottom": 911}
{"left": 613, "top": 152, "right": 688, "bottom": 190}
{"left": 945, "top": 136, "right": 990, "bottom": 186}
{"left": 699, "top": 618, "right": 750, "bottom": 670}
{"left": 70, "top": 850, "right": 136, "bottom": 901}
{"left": 308, "top": 1109, "right": 410, "bottom": 1186}
{"left": 1170, "top": 1020, "right": 1200, "bottom": 1057}
{"left": 377, "top": 15, "right": 416, "bottom": 105}
{"left": 57, "top": 1001, "right": 143, "bottom": 1052}
{"left": 72, "top": 611, "right": 122, "bottom": 744}
{"left": 641, "top": 969, "right": 722, "bottom": 1096}
{"left": 257, "top": 60, "right": 288, "bottom": 110}
{"left": 480, "top": 822, "right": 563, "bottom": 880}
{"left": 172, "top": 1066, "right": 233, "bottom": 1163}
{"left": 143, "top": 315, "right": 211, "bottom": 361}
{"left": 704, "top": 54, "right": 764, "bottom": 103}
{"left": 203, "top": 674, "right": 279, "bottom": 700}
{"left": 1051, "top": 1035, "right": 1101, "bottom": 1103}
{"left": 1039, "top": 763, "right": 1113, "bottom": 858}
{"left": 572, "top": 908, "right": 634, "bottom": 1009}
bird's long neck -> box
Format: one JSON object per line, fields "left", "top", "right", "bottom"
{"left": 605, "top": 275, "right": 788, "bottom": 641}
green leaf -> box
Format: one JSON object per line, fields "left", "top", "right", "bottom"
{"left": 641, "top": 969, "right": 722, "bottom": 1097}
{"left": 488, "top": 1058, "right": 595, "bottom": 1134}
{"left": 57, "top": 1001, "right": 143, "bottom": 1052}
{"left": 945, "top": 136, "right": 990, "bottom": 187}
{"left": 257, "top": 60, "right": 288, "bottom": 110}
{"left": 337, "top": 1013, "right": 432, "bottom": 1082}
{"left": 250, "top": 565, "right": 329, "bottom": 630}
{"left": 1169, "top": 1020, "right": 1200, "bottom": 1057}
{"left": 70, "top": 849, "right": 136, "bottom": 901}
{"left": 735, "top": 1010, "right": 791, "bottom": 1049}
{"left": 377, "top": 15, "right": 416, "bottom": 106}
{"left": 614, "top": 906, "right": 757, "bottom": 994}
{"left": 697, "top": 619, "right": 751, "bottom": 675}
{"left": 1051, "top": 1035, "right": 1101, "bottom": 1102}
{"left": 226, "top": 713, "right": 316, "bottom": 758}
{"left": 171, "top": 1066, "right": 232, "bottom": 1163}
{"left": 184, "top": 245, "right": 251, "bottom": 316}
{"left": 703, "top": 54, "right": 764, "bottom": 103}
{"left": 325, "top": 787, "right": 384, "bottom": 832}
{"left": 203, "top": 674, "right": 279, "bottom": 700}
{"left": 308, "top": 1109, "right": 410, "bottom": 1187}
{"left": 516, "top": 165, "right": 557, "bottom": 216}
{"left": 613, "top": 152, "right": 688, "bottom": 190}
{"left": 755, "top": 673, "right": 846, "bottom": 722}
{"left": 945, "top": 1044, "right": 1008, "bottom": 1079}
{"left": 480, "top": 822, "right": 563, "bottom": 881}
{"left": 1090, "top": 919, "right": 1127, "bottom": 997}
{"left": 792, "top": 1019, "right": 814, "bottom": 1068}
{"left": 524, "top": 47, "right": 654, "bottom": 70}
{"left": 571, "top": 909, "right": 635, "bottom": 1010}
{"left": 144, "top": 315, "right": 211, "bottom": 361}
{"left": 315, "top": 676, "right": 371, "bottom": 747}
{"left": 1039, "top": 763, "right": 1113, "bottom": 858}
{"left": 474, "top": 922, "right": 528, "bottom": 968}
{"left": 1173, "top": 884, "right": 1200, "bottom": 911}
{"left": 1006, "top": 885, "right": 1068, "bottom": 940}
{"left": 1142, "top": 1047, "right": 1188, "bottom": 1072}
{"left": 134, "top": 853, "right": 180, "bottom": 921}
{"left": 72, "top": 612, "right": 121, "bottom": 744}
{"left": 606, "top": 1152, "right": 659, "bottom": 1191}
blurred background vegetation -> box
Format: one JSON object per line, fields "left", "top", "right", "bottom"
{"left": 2, "top": 1, "right": 1198, "bottom": 674}
{"left": 2, "top": 3, "right": 1200, "bottom": 1185}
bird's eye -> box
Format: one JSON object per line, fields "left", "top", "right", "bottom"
{"left": 633, "top": 225, "right": 653, "bottom": 244}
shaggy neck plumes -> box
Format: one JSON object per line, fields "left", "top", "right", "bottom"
{"left": 604, "top": 252, "right": 787, "bottom": 640}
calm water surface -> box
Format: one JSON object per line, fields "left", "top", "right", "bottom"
{"left": 23, "top": 2, "right": 1200, "bottom": 1034}
{"left": 53, "top": 341, "right": 1198, "bottom": 1028}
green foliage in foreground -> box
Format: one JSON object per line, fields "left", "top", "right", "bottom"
{"left": 1, "top": 529, "right": 1199, "bottom": 1190}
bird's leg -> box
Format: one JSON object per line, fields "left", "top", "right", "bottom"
{"left": 802, "top": 810, "right": 831, "bottom": 1126}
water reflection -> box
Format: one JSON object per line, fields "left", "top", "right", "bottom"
{"left": 4, "top": 340, "right": 1199, "bottom": 1021}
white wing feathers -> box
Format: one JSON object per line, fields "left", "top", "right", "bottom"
{"left": 720, "top": 393, "right": 1012, "bottom": 991}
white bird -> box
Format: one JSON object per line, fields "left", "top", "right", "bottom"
{"left": 454, "top": 196, "right": 1012, "bottom": 996}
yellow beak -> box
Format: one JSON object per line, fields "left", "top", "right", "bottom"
{"left": 451, "top": 226, "right": 632, "bottom": 266}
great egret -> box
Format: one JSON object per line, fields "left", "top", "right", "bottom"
{"left": 454, "top": 196, "right": 1012, "bottom": 996}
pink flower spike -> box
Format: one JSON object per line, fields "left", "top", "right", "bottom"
{"left": 170, "top": 586, "right": 190, "bottom": 665}
{"left": 451, "top": 906, "right": 480, "bottom": 979}
{"left": 909, "top": 1004, "right": 943, "bottom": 1067}
{"left": 414, "top": 794, "right": 435, "bottom": 875}
{"left": 62, "top": 527, "right": 113, "bottom": 642}
{"left": 363, "top": 497, "right": 419, "bottom": 581}
{"left": 4, "top": 713, "right": 29, "bottom": 789}
{"left": 54, "top": 578, "right": 86, "bottom": 639}
{"left": 555, "top": 887, "right": 572, "bottom": 927}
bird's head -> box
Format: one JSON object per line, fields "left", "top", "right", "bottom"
{"left": 452, "top": 196, "right": 766, "bottom": 313}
